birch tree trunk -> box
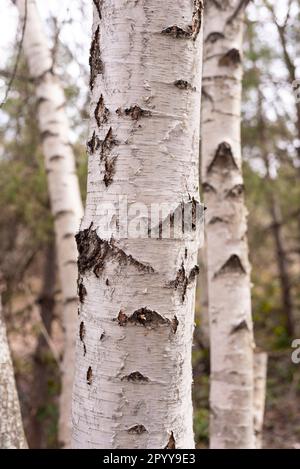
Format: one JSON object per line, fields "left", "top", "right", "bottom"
{"left": 0, "top": 292, "right": 27, "bottom": 449}
{"left": 72, "top": 0, "right": 203, "bottom": 449}
{"left": 14, "top": 0, "right": 84, "bottom": 447}
{"left": 201, "top": 0, "right": 255, "bottom": 448}
{"left": 197, "top": 245, "right": 210, "bottom": 348}
{"left": 253, "top": 350, "right": 267, "bottom": 449}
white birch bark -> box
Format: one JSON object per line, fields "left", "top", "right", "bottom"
{"left": 14, "top": 0, "right": 84, "bottom": 447}
{"left": 201, "top": 0, "right": 255, "bottom": 448}
{"left": 0, "top": 293, "right": 27, "bottom": 449}
{"left": 253, "top": 350, "right": 267, "bottom": 449}
{"left": 72, "top": 0, "right": 203, "bottom": 449}
{"left": 197, "top": 243, "right": 210, "bottom": 348}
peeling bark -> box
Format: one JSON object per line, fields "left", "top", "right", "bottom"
{"left": 14, "top": 0, "right": 84, "bottom": 447}
{"left": 0, "top": 293, "right": 27, "bottom": 449}
{"left": 201, "top": 0, "right": 255, "bottom": 449}
{"left": 72, "top": 0, "right": 203, "bottom": 449}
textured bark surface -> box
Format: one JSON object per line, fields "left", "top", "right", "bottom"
{"left": 201, "top": 0, "right": 255, "bottom": 448}
{"left": 72, "top": 0, "right": 203, "bottom": 449}
{"left": 253, "top": 350, "right": 267, "bottom": 449}
{"left": 197, "top": 243, "right": 209, "bottom": 348}
{"left": 15, "top": 0, "right": 84, "bottom": 447}
{"left": 0, "top": 294, "right": 27, "bottom": 449}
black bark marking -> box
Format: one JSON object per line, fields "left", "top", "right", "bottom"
{"left": 169, "top": 262, "right": 187, "bottom": 302}
{"left": 185, "top": 248, "right": 188, "bottom": 259}
{"left": 78, "top": 278, "right": 87, "bottom": 304}
{"left": 165, "top": 432, "right": 176, "bottom": 449}
{"left": 129, "top": 308, "right": 169, "bottom": 327}
{"left": 161, "top": 25, "right": 191, "bottom": 39}
{"left": 37, "top": 96, "right": 48, "bottom": 105}
{"left": 76, "top": 223, "right": 154, "bottom": 277}
{"left": 127, "top": 425, "right": 148, "bottom": 434}
{"left": 205, "top": 31, "right": 225, "bottom": 43}
{"left": 41, "top": 130, "right": 58, "bottom": 140}
{"left": 215, "top": 254, "right": 246, "bottom": 277}
{"left": 162, "top": 1, "right": 202, "bottom": 40}
{"left": 210, "top": 0, "right": 225, "bottom": 9}
{"left": 105, "top": 278, "right": 109, "bottom": 286}
{"left": 202, "top": 182, "right": 216, "bottom": 193}
{"left": 54, "top": 209, "right": 74, "bottom": 220}
{"left": 219, "top": 48, "right": 241, "bottom": 67}
{"left": 100, "top": 127, "right": 118, "bottom": 187}
{"left": 169, "top": 263, "right": 199, "bottom": 302}
{"left": 209, "top": 216, "right": 224, "bottom": 224}
{"left": 103, "top": 156, "right": 117, "bottom": 187}
{"left": 95, "top": 94, "right": 109, "bottom": 127}
{"left": 116, "top": 308, "right": 178, "bottom": 333}
{"left": 116, "top": 105, "right": 152, "bottom": 120}
{"left": 191, "top": 197, "right": 197, "bottom": 231}
{"left": 87, "top": 131, "right": 101, "bottom": 154}
{"left": 122, "top": 371, "right": 149, "bottom": 382}
{"left": 65, "top": 296, "right": 78, "bottom": 305}
{"left": 87, "top": 366, "right": 93, "bottom": 385}
{"left": 174, "top": 80, "right": 194, "bottom": 90}
{"left": 92, "top": 0, "right": 102, "bottom": 19}
{"left": 49, "top": 154, "right": 64, "bottom": 162}
{"left": 117, "top": 310, "right": 128, "bottom": 326}
{"left": 171, "top": 316, "right": 179, "bottom": 334}
{"left": 89, "top": 25, "right": 103, "bottom": 90}
{"left": 79, "top": 321, "right": 85, "bottom": 341}
{"left": 189, "top": 264, "right": 200, "bottom": 282}
{"left": 100, "top": 332, "right": 105, "bottom": 340}
{"left": 63, "top": 233, "right": 75, "bottom": 240}
{"left": 79, "top": 321, "right": 86, "bottom": 356}
{"left": 101, "top": 127, "right": 117, "bottom": 160}
{"left": 230, "top": 319, "right": 249, "bottom": 334}
{"left": 226, "top": 184, "right": 244, "bottom": 198}
{"left": 207, "top": 142, "right": 239, "bottom": 173}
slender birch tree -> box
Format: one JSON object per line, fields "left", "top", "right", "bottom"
{"left": 201, "top": 0, "right": 255, "bottom": 448}
{"left": 13, "top": 0, "right": 84, "bottom": 447}
{"left": 72, "top": 0, "right": 203, "bottom": 449}
{"left": 0, "top": 291, "right": 27, "bottom": 449}
{"left": 253, "top": 350, "right": 267, "bottom": 449}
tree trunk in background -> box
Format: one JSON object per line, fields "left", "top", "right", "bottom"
{"left": 72, "top": 0, "right": 203, "bottom": 449}
{"left": 269, "top": 197, "right": 295, "bottom": 337}
{"left": 197, "top": 244, "right": 210, "bottom": 348}
{"left": 31, "top": 242, "right": 56, "bottom": 448}
{"left": 253, "top": 350, "right": 267, "bottom": 449}
{"left": 0, "top": 292, "right": 27, "bottom": 449}
{"left": 14, "top": 0, "right": 84, "bottom": 447}
{"left": 201, "top": 1, "right": 255, "bottom": 448}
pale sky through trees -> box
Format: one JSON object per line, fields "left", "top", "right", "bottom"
{"left": 0, "top": 0, "right": 297, "bottom": 163}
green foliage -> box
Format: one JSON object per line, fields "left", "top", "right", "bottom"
{"left": 194, "top": 408, "right": 209, "bottom": 447}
